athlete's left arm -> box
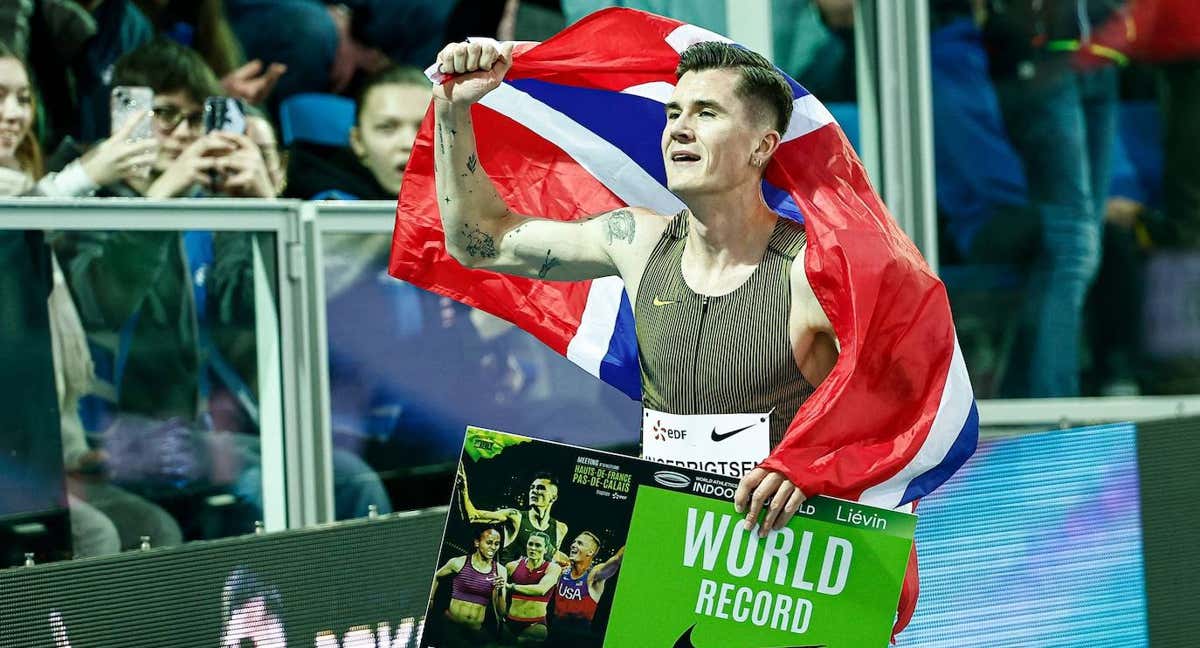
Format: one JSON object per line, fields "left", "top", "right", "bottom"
{"left": 732, "top": 254, "right": 840, "bottom": 537}
{"left": 494, "top": 567, "right": 509, "bottom": 617}
{"left": 589, "top": 546, "right": 625, "bottom": 599}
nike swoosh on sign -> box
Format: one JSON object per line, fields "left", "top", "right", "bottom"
{"left": 711, "top": 424, "right": 756, "bottom": 442}
{"left": 673, "top": 625, "right": 824, "bottom": 648}
{"left": 653, "top": 297, "right": 679, "bottom": 306}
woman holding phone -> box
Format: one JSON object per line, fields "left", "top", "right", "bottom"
{"left": 0, "top": 43, "right": 158, "bottom": 198}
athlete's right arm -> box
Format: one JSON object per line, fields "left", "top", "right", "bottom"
{"left": 432, "top": 41, "right": 663, "bottom": 283}
{"left": 457, "top": 465, "right": 513, "bottom": 524}
{"left": 430, "top": 556, "right": 466, "bottom": 602}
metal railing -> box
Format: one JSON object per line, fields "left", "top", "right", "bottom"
{"left": 4, "top": 198, "right": 1197, "bottom": 533}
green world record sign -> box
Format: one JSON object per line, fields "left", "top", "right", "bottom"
{"left": 605, "top": 488, "right": 915, "bottom": 647}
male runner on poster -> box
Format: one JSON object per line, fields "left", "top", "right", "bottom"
{"left": 432, "top": 39, "right": 832, "bottom": 532}
{"left": 457, "top": 466, "right": 569, "bottom": 563}
{"left": 550, "top": 533, "right": 623, "bottom": 645}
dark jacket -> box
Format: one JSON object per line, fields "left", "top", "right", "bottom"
{"left": 28, "top": 0, "right": 153, "bottom": 148}
{"left": 982, "top": 0, "right": 1125, "bottom": 79}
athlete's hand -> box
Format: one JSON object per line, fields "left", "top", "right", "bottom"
{"left": 433, "top": 40, "right": 514, "bottom": 105}
{"left": 734, "top": 468, "right": 807, "bottom": 537}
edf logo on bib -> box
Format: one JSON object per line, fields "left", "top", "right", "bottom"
{"left": 652, "top": 420, "right": 687, "bottom": 442}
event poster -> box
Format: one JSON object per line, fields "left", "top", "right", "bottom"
{"left": 423, "top": 427, "right": 915, "bottom": 647}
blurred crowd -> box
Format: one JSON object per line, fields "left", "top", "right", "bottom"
{"left": 0, "top": 0, "right": 1197, "bottom": 565}
{"left": 929, "top": 0, "right": 1200, "bottom": 399}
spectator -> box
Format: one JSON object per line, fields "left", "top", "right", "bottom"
{"left": 1, "top": 45, "right": 186, "bottom": 556}
{"left": 247, "top": 114, "right": 287, "bottom": 196}
{"left": 285, "top": 65, "right": 430, "bottom": 200}
{"left": 929, "top": 13, "right": 1039, "bottom": 267}
{"left": 0, "top": 41, "right": 155, "bottom": 198}
{"left": 1082, "top": 0, "right": 1200, "bottom": 248}
{"left": 101, "top": 37, "right": 277, "bottom": 199}
{"left": 350, "top": 66, "right": 430, "bottom": 198}
{"left": 981, "top": 0, "right": 1124, "bottom": 397}
{"left": 45, "top": 37, "right": 390, "bottom": 524}
{"left": 48, "top": 249, "right": 184, "bottom": 556}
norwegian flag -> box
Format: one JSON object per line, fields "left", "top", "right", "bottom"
{"left": 391, "top": 8, "right": 978, "bottom": 636}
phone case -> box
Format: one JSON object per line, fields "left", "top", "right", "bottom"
{"left": 110, "top": 86, "right": 154, "bottom": 141}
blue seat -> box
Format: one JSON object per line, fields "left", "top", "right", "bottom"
{"left": 278, "top": 93, "right": 356, "bottom": 147}
{"left": 1109, "top": 100, "right": 1163, "bottom": 209}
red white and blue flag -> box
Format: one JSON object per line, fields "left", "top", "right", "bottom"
{"left": 391, "top": 7, "right": 978, "bottom": 634}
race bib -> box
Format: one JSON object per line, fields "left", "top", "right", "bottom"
{"left": 640, "top": 408, "right": 770, "bottom": 478}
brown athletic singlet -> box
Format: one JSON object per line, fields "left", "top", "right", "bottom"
{"left": 635, "top": 211, "right": 814, "bottom": 446}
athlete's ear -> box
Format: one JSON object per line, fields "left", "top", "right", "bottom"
{"left": 752, "top": 128, "right": 782, "bottom": 167}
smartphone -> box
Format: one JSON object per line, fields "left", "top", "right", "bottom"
{"left": 110, "top": 85, "right": 154, "bottom": 141}
{"left": 203, "top": 96, "right": 247, "bottom": 135}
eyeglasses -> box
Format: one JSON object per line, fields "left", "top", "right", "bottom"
{"left": 152, "top": 105, "right": 204, "bottom": 132}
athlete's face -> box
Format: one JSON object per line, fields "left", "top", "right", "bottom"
{"left": 568, "top": 534, "right": 598, "bottom": 562}
{"left": 662, "top": 69, "right": 773, "bottom": 198}
{"left": 526, "top": 535, "right": 547, "bottom": 563}
{"left": 476, "top": 529, "right": 502, "bottom": 560}
{"left": 528, "top": 479, "right": 557, "bottom": 508}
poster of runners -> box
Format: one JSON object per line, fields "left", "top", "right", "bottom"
{"left": 422, "top": 427, "right": 915, "bottom": 647}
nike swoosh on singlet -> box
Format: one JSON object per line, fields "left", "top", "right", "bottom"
{"left": 710, "top": 424, "right": 756, "bottom": 442}
{"left": 653, "top": 297, "right": 679, "bottom": 306}
{"left": 672, "top": 625, "right": 824, "bottom": 648}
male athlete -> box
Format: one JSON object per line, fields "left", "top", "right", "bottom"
{"left": 433, "top": 39, "right": 838, "bottom": 533}
{"left": 457, "top": 465, "right": 569, "bottom": 563}
{"left": 550, "top": 533, "right": 624, "bottom": 645}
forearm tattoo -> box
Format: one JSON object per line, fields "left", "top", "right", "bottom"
{"left": 460, "top": 224, "right": 499, "bottom": 259}
{"left": 604, "top": 209, "right": 636, "bottom": 245}
{"left": 537, "top": 249, "right": 561, "bottom": 278}
{"left": 467, "top": 153, "right": 478, "bottom": 174}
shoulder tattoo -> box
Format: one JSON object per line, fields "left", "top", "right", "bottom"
{"left": 604, "top": 209, "right": 636, "bottom": 245}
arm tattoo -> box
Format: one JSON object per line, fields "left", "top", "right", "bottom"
{"left": 460, "top": 224, "right": 498, "bottom": 259}
{"left": 537, "top": 249, "right": 561, "bottom": 279}
{"left": 466, "top": 153, "right": 478, "bottom": 174}
{"left": 604, "top": 209, "right": 636, "bottom": 245}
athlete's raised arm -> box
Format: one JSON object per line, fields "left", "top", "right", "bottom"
{"left": 457, "top": 465, "right": 519, "bottom": 527}
{"left": 432, "top": 41, "right": 666, "bottom": 286}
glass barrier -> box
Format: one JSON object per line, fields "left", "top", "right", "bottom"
{"left": 928, "top": 6, "right": 1200, "bottom": 401}
{"left": 313, "top": 207, "right": 641, "bottom": 513}
{"left": 0, "top": 200, "right": 292, "bottom": 567}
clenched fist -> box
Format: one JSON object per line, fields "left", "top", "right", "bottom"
{"left": 433, "top": 40, "right": 514, "bottom": 106}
